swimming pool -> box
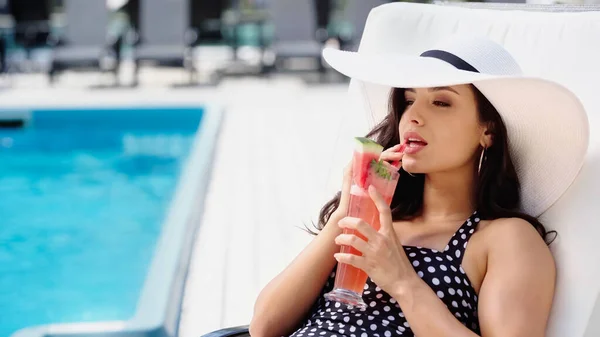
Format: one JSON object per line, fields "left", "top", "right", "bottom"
{"left": 0, "top": 105, "right": 222, "bottom": 337}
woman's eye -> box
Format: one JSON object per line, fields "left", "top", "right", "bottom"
{"left": 433, "top": 101, "right": 451, "bottom": 107}
{"left": 405, "top": 100, "right": 414, "bottom": 106}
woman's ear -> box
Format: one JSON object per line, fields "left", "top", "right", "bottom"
{"left": 481, "top": 128, "right": 494, "bottom": 148}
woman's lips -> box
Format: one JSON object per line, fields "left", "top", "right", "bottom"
{"left": 404, "top": 141, "right": 427, "bottom": 154}
{"left": 403, "top": 131, "right": 427, "bottom": 145}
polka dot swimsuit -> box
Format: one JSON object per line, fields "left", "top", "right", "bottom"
{"left": 289, "top": 212, "right": 481, "bottom": 337}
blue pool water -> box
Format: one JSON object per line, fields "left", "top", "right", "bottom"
{"left": 0, "top": 107, "right": 203, "bottom": 337}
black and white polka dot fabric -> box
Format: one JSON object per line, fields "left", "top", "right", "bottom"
{"left": 289, "top": 212, "right": 481, "bottom": 337}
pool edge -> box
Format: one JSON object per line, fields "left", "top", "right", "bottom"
{"left": 10, "top": 103, "right": 225, "bottom": 337}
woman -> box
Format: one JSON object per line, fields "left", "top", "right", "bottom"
{"left": 249, "top": 36, "right": 588, "bottom": 337}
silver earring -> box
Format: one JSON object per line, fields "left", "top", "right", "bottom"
{"left": 407, "top": 172, "right": 416, "bottom": 177}
{"left": 478, "top": 147, "right": 487, "bottom": 176}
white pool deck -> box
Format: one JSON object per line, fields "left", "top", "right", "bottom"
{"left": 0, "top": 69, "right": 369, "bottom": 336}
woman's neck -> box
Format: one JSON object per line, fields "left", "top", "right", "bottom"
{"left": 419, "top": 167, "right": 477, "bottom": 223}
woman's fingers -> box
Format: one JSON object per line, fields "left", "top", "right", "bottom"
{"left": 368, "top": 185, "right": 394, "bottom": 235}
{"left": 334, "top": 233, "right": 369, "bottom": 253}
{"left": 338, "top": 217, "right": 378, "bottom": 241}
{"left": 380, "top": 152, "right": 404, "bottom": 161}
{"left": 380, "top": 145, "right": 405, "bottom": 163}
{"left": 381, "top": 145, "right": 401, "bottom": 155}
{"left": 380, "top": 144, "right": 406, "bottom": 169}
{"left": 334, "top": 253, "right": 364, "bottom": 269}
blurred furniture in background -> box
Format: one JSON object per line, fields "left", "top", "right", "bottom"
{"left": 8, "top": 0, "right": 52, "bottom": 61}
{"left": 214, "top": 0, "right": 268, "bottom": 78}
{"left": 314, "top": 0, "right": 333, "bottom": 44}
{"left": 0, "top": 0, "right": 452, "bottom": 85}
{"left": 0, "top": 0, "right": 8, "bottom": 73}
{"left": 264, "top": 0, "right": 328, "bottom": 81}
{"left": 0, "top": 0, "right": 379, "bottom": 84}
{"left": 190, "top": 0, "right": 236, "bottom": 83}
{"left": 338, "top": 0, "right": 389, "bottom": 51}
{"left": 121, "top": 0, "right": 139, "bottom": 32}
{"left": 48, "top": 0, "right": 120, "bottom": 85}
{"left": 191, "top": 0, "right": 228, "bottom": 45}
{"left": 130, "top": 0, "right": 198, "bottom": 86}
{"left": 0, "top": 34, "right": 6, "bottom": 74}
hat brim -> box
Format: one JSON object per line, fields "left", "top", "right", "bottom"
{"left": 323, "top": 47, "right": 504, "bottom": 88}
{"left": 323, "top": 47, "right": 589, "bottom": 217}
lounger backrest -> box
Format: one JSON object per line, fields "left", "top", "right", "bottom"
{"left": 268, "top": 0, "right": 317, "bottom": 42}
{"left": 140, "top": 0, "right": 188, "bottom": 45}
{"left": 63, "top": 0, "right": 109, "bottom": 46}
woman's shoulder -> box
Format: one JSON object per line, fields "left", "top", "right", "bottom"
{"left": 475, "top": 217, "right": 554, "bottom": 261}
{"left": 477, "top": 217, "right": 544, "bottom": 241}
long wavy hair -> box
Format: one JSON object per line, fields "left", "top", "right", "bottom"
{"left": 312, "top": 85, "right": 555, "bottom": 244}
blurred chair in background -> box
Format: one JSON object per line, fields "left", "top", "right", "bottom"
{"left": 314, "top": 0, "right": 333, "bottom": 45}
{"left": 130, "top": 0, "right": 199, "bottom": 86}
{"left": 122, "top": 0, "right": 139, "bottom": 32}
{"left": 214, "top": 0, "right": 269, "bottom": 79}
{"left": 0, "top": 0, "right": 8, "bottom": 74}
{"left": 48, "top": 0, "right": 120, "bottom": 85}
{"left": 264, "top": 0, "right": 329, "bottom": 81}
{"left": 190, "top": 0, "right": 232, "bottom": 83}
{"left": 0, "top": 35, "right": 6, "bottom": 75}
{"left": 8, "top": 0, "right": 52, "bottom": 69}
{"left": 190, "top": 0, "right": 228, "bottom": 46}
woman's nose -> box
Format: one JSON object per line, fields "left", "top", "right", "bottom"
{"left": 404, "top": 102, "right": 424, "bottom": 126}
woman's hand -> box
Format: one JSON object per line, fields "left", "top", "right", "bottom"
{"left": 380, "top": 144, "right": 405, "bottom": 168}
{"left": 333, "top": 185, "right": 417, "bottom": 294}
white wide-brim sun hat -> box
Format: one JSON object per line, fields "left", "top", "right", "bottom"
{"left": 323, "top": 35, "right": 589, "bottom": 218}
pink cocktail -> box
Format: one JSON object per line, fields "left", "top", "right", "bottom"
{"left": 324, "top": 138, "right": 401, "bottom": 308}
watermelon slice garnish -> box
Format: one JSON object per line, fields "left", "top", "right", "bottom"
{"left": 352, "top": 137, "right": 384, "bottom": 188}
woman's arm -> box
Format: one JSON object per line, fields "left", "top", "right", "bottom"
{"left": 249, "top": 214, "right": 342, "bottom": 337}
{"left": 250, "top": 164, "right": 354, "bottom": 337}
{"left": 388, "top": 218, "right": 556, "bottom": 337}
{"left": 476, "top": 218, "right": 556, "bottom": 336}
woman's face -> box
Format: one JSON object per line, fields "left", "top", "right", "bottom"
{"left": 399, "top": 85, "right": 491, "bottom": 174}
